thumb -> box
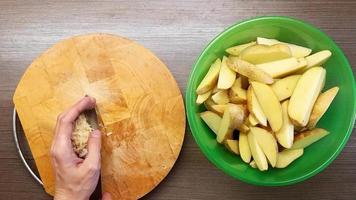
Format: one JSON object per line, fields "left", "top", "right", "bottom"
{"left": 102, "top": 192, "right": 112, "bottom": 200}
{"left": 85, "top": 129, "right": 101, "bottom": 165}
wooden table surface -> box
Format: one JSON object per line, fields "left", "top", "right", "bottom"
{"left": 0, "top": 0, "right": 355, "bottom": 199}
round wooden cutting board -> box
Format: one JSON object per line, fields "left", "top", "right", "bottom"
{"left": 13, "top": 34, "right": 186, "bottom": 199}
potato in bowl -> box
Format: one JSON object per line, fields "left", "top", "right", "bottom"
{"left": 185, "top": 16, "right": 356, "bottom": 186}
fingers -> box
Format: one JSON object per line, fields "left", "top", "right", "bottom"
{"left": 51, "top": 96, "right": 96, "bottom": 164}
{"left": 102, "top": 192, "right": 112, "bottom": 200}
{"left": 56, "top": 96, "right": 96, "bottom": 142}
{"left": 84, "top": 130, "right": 102, "bottom": 167}
{"left": 61, "top": 96, "right": 96, "bottom": 124}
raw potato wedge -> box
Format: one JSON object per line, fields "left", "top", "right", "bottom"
{"left": 249, "top": 160, "right": 257, "bottom": 168}
{"left": 239, "top": 124, "right": 250, "bottom": 133}
{"left": 256, "top": 37, "right": 312, "bottom": 58}
{"left": 250, "top": 127, "right": 278, "bottom": 167}
{"left": 271, "top": 75, "right": 301, "bottom": 101}
{"left": 251, "top": 81, "right": 283, "bottom": 132}
{"left": 218, "top": 56, "right": 236, "bottom": 89}
{"left": 196, "top": 90, "right": 212, "bottom": 104}
{"left": 304, "top": 50, "right": 332, "bottom": 71}
{"left": 247, "top": 86, "right": 267, "bottom": 126}
{"left": 211, "top": 85, "right": 223, "bottom": 94}
{"left": 217, "top": 104, "right": 245, "bottom": 143}
{"left": 196, "top": 58, "right": 221, "bottom": 94}
{"left": 211, "top": 90, "right": 229, "bottom": 104}
{"left": 275, "top": 149, "right": 304, "bottom": 168}
{"left": 291, "top": 128, "right": 329, "bottom": 149}
{"left": 256, "top": 57, "right": 306, "bottom": 78}
{"left": 210, "top": 104, "right": 227, "bottom": 116}
{"left": 229, "top": 77, "right": 247, "bottom": 104}
{"left": 225, "top": 139, "right": 239, "bottom": 155}
{"left": 225, "top": 41, "right": 256, "bottom": 56}
{"left": 229, "top": 104, "right": 247, "bottom": 130}
{"left": 275, "top": 101, "right": 294, "bottom": 148}
{"left": 204, "top": 98, "right": 216, "bottom": 111}
{"left": 247, "top": 131, "right": 268, "bottom": 171}
{"left": 217, "top": 106, "right": 233, "bottom": 143}
{"left": 248, "top": 114, "right": 259, "bottom": 126}
{"left": 307, "top": 87, "right": 339, "bottom": 128}
{"left": 227, "top": 57, "right": 274, "bottom": 84}
{"left": 200, "top": 111, "right": 222, "bottom": 135}
{"left": 239, "top": 132, "right": 251, "bottom": 163}
{"left": 288, "top": 67, "right": 326, "bottom": 126}
{"left": 239, "top": 44, "right": 292, "bottom": 64}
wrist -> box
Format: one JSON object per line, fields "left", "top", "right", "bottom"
{"left": 54, "top": 189, "right": 89, "bottom": 200}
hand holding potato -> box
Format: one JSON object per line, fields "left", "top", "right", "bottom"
{"left": 51, "top": 97, "right": 111, "bottom": 200}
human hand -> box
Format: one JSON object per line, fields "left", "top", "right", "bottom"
{"left": 50, "top": 96, "right": 111, "bottom": 200}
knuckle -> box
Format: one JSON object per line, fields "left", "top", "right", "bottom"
{"left": 83, "top": 97, "right": 91, "bottom": 104}
{"left": 58, "top": 115, "right": 70, "bottom": 124}
{"left": 87, "top": 163, "right": 99, "bottom": 173}
{"left": 50, "top": 148, "right": 57, "bottom": 158}
{"left": 56, "top": 113, "right": 65, "bottom": 122}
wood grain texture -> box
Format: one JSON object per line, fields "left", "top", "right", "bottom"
{"left": 13, "top": 34, "right": 185, "bottom": 199}
{"left": 0, "top": 0, "right": 356, "bottom": 199}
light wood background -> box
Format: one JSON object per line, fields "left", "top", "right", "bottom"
{"left": 0, "top": 0, "right": 355, "bottom": 199}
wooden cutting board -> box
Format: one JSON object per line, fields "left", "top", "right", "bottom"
{"left": 13, "top": 34, "right": 186, "bottom": 199}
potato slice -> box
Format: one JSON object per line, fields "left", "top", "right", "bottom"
{"left": 217, "top": 56, "right": 236, "bottom": 89}
{"left": 307, "top": 87, "right": 339, "bottom": 128}
{"left": 227, "top": 57, "right": 274, "bottom": 84}
{"left": 256, "top": 57, "right": 306, "bottom": 78}
{"left": 271, "top": 75, "right": 301, "bottom": 101}
{"left": 249, "top": 160, "right": 257, "bottom": 168}
{"left": 256, "top": 37, "right": 312, "bottom": 58}
{"left": 303, "top": 50, "right": 332, "bottom": 71}
{"left": 211, "top": 90, "right": 229, "bottom": 105}
{"left": 209, "top": 104, "right": 226, "bottom": 116}
{"left": 247, "top": 131, "right": 268, "bottom": 171}
{"left": 250, "top": 127, "right": 278, "bottom": 167}
{"left": 204, "top": 98, "right": 216, "bottom": 111}
{"left": 239, "top": 124, "right": 250, "bottom": 133}
{"left": 251, "top": 82, "right": 283, "bottom": 132}
{"left": 196, "top": 90, "right": 212, "bottom": 104}
{"left": 288, "top": 67, "right": 326, "bottom": 126}
{"left": 217, "top": 104, "right": 245, "bottom": 143}
{"left": 217, "top": 106, "right": 233, "bottom": 143}
{"left": 239, "top": 132, "right": 251, "bottom": 163}
{"left": 229, "top": 104, "right": 247, "bottom": 130}
{"left": 200, "top": 111, "right": 222, "bottom": 135}
{"left": 247, "top": 86, "right": 267, "bottom": 126}
{"left": 275, "top": 149, "right": 303, "bottom": 168}
{"left": 275, "top": 100, "right": 294, "bottom": 148}
{"left": 211, "top": 85, "right": 220, "bottom": 94}
{"left": 291, "top": 128, "right": 329, "bottom": 149}
{"left": 225, "top": 139, "right": 239, "bottom": 155}
{"left": 225, "top": 41, "right": 256, "bottom": 56}
{"left": 240, "top": 44, "right": 292, "bottom": 64}
{"left": 196, "top": 58, "right": 221, "bottom": 94}
{"left": 248, "top": 114, "right": 259, "bottom": 126}
{"left": 229, "top": 77, "right": 247, "bottom": 104}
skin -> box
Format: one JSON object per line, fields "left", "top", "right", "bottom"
{"left": 51, "top": 96, "right": 111, "bottom": 200}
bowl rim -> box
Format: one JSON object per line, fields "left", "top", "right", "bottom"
{"left": 185, "top": 15, "right": 356, "bottom": 186}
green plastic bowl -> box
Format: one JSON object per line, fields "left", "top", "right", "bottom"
{"left": 186, "top": 16, "right": 356, "bottom": 186}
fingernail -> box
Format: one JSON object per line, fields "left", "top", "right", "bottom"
{"left": 91, "top": 130, "right": 101, "bottom": 137}
{"left": 89, "top": 96, "right": 96, "bottom": 102}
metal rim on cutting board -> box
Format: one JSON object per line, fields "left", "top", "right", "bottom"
{"left": 12, "top": 108, "right": 43, "bottom": 185}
